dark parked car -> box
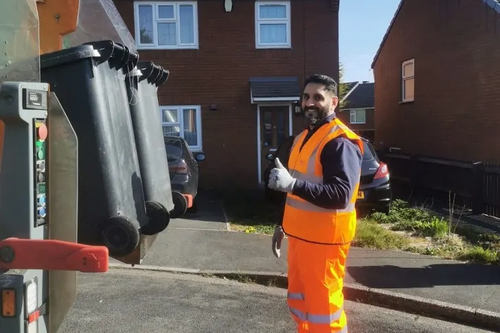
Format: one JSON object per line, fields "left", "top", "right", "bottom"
{"left": 263, "top": 136, "right": 392, "bottom": 214}
{"left": 164, "top": 136, "right": 205, "bottom": 218}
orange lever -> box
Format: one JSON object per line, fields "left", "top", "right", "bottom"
{"left": 0, "top": 238, "right": 109, "bottom": 273}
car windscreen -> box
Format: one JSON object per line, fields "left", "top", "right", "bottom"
{"left": 165, "top": 139, "right": 183, "bottom": 159}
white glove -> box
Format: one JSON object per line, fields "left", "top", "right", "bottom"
{"left": 268, "top": 158, "right": 296, "bottom": 193}
{"left": 272, "top": 225, "right": 285, "bottom": 258}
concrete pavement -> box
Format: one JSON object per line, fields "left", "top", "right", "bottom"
{"left": 107, "top": 193, "right": 500, "bottom": 331}
{"left": 58, "top": 269, "right": 495, "bottom": 333}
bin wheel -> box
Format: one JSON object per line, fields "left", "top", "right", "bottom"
{"left": 171, "top": 191, "right": 188, "bottom": 219}
{"left": 141, "top": 201, "right": 170, "bottom": 236}
{"left": 101, "top": 216, "right": 140, "bottom": 257}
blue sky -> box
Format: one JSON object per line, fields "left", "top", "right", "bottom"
{"left": 339, "top": 0, "right": 401, "bottom": 83}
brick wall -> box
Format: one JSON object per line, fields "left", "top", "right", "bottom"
{"left": 373, "top": 0, "right": 500, "bottom": 164}
{"left": 115, "top": 0, "right": 339, "bottom": 189}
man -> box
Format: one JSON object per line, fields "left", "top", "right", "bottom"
{"left": 268, "top": 74, "right": 363, "bottom": 333}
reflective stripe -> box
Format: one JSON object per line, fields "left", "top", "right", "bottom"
{"left": 307, "top": 305, "right": 344, "bottom": 324}
{"left": 288, "top": 305, "right": 345, "bottom": 325}
{"left": 287, "top": 292, "right": 305, "bottom": 300}
{"left": 289, "top": 168, "right": 322, "bottom": 183}
{"left": 289, "top": 306, "right": 307, "bottom": 321}
{"left": 286, "top": 195, "right": 355, "bottom": 213}
{"left": 291, "top": 131, "right": 307, "bottom": 150}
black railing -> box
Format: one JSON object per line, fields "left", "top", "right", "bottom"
{"left": 378, "top": 151, "right": 500, "bottom": 218}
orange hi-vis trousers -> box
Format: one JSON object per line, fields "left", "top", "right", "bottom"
{"left": 287, "top": 237, "right": 350, "bottom": 333}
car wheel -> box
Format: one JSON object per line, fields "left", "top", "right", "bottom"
{"left": 170, "top": 191, "right": 188, "bottom": 219}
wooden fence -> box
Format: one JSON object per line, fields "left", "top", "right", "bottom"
{"left": 377, "top": 152, "right": 500, "bottom": 218}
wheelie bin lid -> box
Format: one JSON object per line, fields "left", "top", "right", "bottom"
{"left": 40, "top": 40, "right": 139, "bottom": 75}
{"left": 134, "top": 61, "right": 170, "bottom": 87}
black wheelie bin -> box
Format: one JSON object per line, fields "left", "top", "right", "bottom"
{"left": 40, "top": 40, "right": 148, "bottom": 257}
{"left": 124, "top": 61, "right": 174, "bottom": 235}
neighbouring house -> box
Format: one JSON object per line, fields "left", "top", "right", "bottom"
{"left": 371, "top": 0, "right": 500, "bottom": 164}
{"left": 337, "top": 81, "right": 375, "bottom": 142}
{"left": 113, "top": 0, "right": 340, "bottom": 189}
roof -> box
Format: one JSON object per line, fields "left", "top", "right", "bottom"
{"left": 249, "top": 77, "right": 301, "bottom": 103}
{"left": 371, "top": 0, "right": 500, "bottom": 69}
{"left": 341, "top": 82, "right": 374, "bottom": 109}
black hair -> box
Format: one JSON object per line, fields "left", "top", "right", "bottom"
{"left": 304, "top": 74, "right": 338, "bottom": 96}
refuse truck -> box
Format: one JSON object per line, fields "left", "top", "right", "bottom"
{"left": 0, "top": 0, "right": 175, "bottom": 332}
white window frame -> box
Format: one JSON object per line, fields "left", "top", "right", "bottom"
{"left": 255, "top": 1, "right": 291, "bottom": 49}
{"left": 133, "top": 1, "right": 199, "bottom": 50}
{"left": 401, "top": 58, "right": 415, "bottom": 102}
{"left": 349, "top": 108, "right": 366, "bottom": 124}
{"left": 160, "top": 105, "right": 203, "bottom": 152}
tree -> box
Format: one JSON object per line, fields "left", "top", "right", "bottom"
{"left": 338, "top": 61, "right": 350, "bottom": 109}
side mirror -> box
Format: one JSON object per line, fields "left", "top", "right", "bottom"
{"left": 265, "top": 153, "right": 274, "bottom": 161}
{"left": 196, "top": 153, "right": 206, "bottom": 161}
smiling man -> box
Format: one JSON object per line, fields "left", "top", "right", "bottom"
{"left": 268, "top": 74, "right": 363, "bottom": 333}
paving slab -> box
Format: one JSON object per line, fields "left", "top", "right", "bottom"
{"left": 123, "top": 225, "right": 500, "bottom": 315}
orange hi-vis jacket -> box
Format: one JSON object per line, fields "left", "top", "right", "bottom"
{"left": 282, "top": 118, "right": 364, "bottom": 245}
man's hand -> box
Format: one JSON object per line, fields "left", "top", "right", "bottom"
{"left": 268, "top": 158, "right": 296, "bottom": 193}
{"left": 272, "top": 225, "right": 285, "bottom": 258}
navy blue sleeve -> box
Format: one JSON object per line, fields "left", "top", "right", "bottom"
{"left": 291, "top": 136, "right": 363, "bottom": 209}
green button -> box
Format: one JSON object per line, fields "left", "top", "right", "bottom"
{"left": 38, "top": 150, "right": 44, "bottom": 160}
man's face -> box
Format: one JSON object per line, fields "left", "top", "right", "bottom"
{"left": 301, "top": 83, "right": 338, "bottom": 127}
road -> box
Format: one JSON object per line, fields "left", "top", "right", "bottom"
{"left": 58, "top": 269, "right": 494, "bottom": 333}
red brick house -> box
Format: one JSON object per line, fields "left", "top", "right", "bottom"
{"left": 113, "top": 0, "right": 341, "bottom": 189}
{"left": 338, "top": 81, "right": 375, "bottom": 142}
{"left": 371, "top": 0, "right": 500, "bottom": 164}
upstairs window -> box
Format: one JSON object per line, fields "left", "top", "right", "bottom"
{"left": 401, "top": 59, "right": 414, "bottom": 102}
{"left": 350, "top": 109, "right": 366, "bottom": 124}
{"left": 255, "top": 1, "right": 291, "bottom": 49}
{"left": 134, "top": 1, "right": 198, "bottom": 50}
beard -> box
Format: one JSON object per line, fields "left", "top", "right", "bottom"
{"left": 303, "top": 106, "right": 329, "bottom": 127}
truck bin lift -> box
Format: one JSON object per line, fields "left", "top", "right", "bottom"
{"left": 0, "top": 0, "right": 176, "bottom": 331}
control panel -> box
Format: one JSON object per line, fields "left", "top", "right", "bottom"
{"left": 34, "top": 119, "right": 48, "bottom": 227}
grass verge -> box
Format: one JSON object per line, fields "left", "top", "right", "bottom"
{"left": 221, "top": 190, "right": 500, "bottom": 265}
{"left": 220, "top": 190, "right": 282, "bottom": 235}
{"left": 366, "top": 199, "right": 500, "bottom": 264}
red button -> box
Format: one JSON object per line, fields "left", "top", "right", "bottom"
{"left": 38, "top": 123, "right": 48, "bottom": 141}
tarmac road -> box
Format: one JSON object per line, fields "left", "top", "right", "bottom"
{"left": 58, "top": 269, "right": 494, "bottom": 333}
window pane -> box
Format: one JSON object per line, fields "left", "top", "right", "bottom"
{"left": 162, "top": 109, "right": 178, "bottom": 123}
{"left": 260, "top": 24, "right": 287, "bottom": 43}
{"left": 259, "top": 5, "right": 287, "bottom": 19}
{"left": 138, "top": 5, "right": 154, "bottom": 44}
{"left": 163, "top": 125, "right": 181, "bottom": 137}
{"left": 362, "top": 141, "right": 376, "bottom": 161}
{"left": 158, "top": 5, "right": 174, "bottom": 19}
{"left": 404, "top": 78, "right": 414, "bottom": 100}
{"left": 356, "top": 110, "right": 366, "bottom": 123}
{"left": 276, "top": 112, "right": 286, "bottom": 145}
{"left": 183, "top": 109, "right": 198, "bottom": 146}
{"left": 263, "top": 111, "right": 272, "bottom": 146}
{"left": 179, "top": 5, "right": 195, "bottom": 44}
{"left": 158, "top": 22, "right": 176, "bottom": 45}
{"left": 403, "top": 62, "right": 414, "bottom": 77}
